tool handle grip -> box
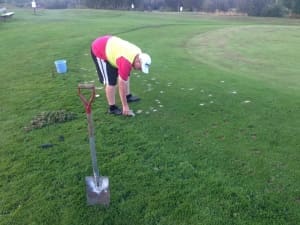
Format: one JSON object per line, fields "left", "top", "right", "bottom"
{"left": 78, "top": 84, "right": 96, "bottom": 114}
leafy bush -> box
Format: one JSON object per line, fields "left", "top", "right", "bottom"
{"left": 43, "top": 0, "right": 69, "bottom": 9}
{"left": 262, "top": 3, "right": 288, "bottom": 17}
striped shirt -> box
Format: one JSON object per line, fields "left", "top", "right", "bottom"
{"left": 91, "top": 35, "right": 141, "bottom": 81}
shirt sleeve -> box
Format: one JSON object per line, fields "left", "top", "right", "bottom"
{"left": 116, "top": 56, "right": 132, "bottom": 81}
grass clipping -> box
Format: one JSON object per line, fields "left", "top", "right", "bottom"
{"left": 24, "top": 110, "right": 77, "bottom": 132}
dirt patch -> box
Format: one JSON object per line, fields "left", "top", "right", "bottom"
{"left": 24, "top": 110, "right": 77, "bottom": 132}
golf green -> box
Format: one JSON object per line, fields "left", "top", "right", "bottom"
{"left": 187, "top": 25, "right": 300, "bottom": 92}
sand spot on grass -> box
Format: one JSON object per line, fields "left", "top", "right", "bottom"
{"left": 217, "top": 135, "right": 225, "bottom": 140}
{"left": 243, "top": 100, "right": 251, "bottom": 104}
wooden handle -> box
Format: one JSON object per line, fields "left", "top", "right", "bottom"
{"left": 78, "top": 83, "right": 96, "bottom": 114}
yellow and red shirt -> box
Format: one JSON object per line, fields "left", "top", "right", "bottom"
{"left": 91, "top": 35, "right": 141, "bottom": 81}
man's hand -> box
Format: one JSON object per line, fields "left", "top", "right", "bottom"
{"left": 122, "top": 105, "right": 135, "bottom": 116}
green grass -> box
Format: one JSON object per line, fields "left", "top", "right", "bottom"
{"left": 1, "top": 9, "right": 300, "bottom": 225}
{"left": 187, "top": 25, "right": 300, "bottom": 92}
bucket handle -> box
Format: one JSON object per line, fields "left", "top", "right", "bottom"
{"left": 78, "top": 84, "right": 96, "bottom": 114}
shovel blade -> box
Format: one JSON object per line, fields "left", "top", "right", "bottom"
{"left": 85, "top": 176, "right": 110, "bottom": 206}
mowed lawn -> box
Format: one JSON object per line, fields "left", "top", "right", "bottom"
{"left": 0, "top": 9, "right": 299, "bottom": 225}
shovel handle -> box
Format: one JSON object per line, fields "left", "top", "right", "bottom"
{"left": 78, "top": 84, "right": 100, "bottom": 180}
{"left": 78, "top": 84, "right": 96, "bottom": 114}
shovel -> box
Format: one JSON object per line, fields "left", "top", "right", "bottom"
{"left": 78, "top": 83, "right": 110, "bottom": 206}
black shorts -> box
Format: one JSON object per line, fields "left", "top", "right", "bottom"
{"left": 91, "top": 49, "right": 118, "bottom": 86}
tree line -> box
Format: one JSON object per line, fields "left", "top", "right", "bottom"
{"left": 2, "top": 0, "right": 300, "bottom": 17}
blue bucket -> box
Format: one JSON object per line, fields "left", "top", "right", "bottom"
{"left": 54, "top": 59, "right": 67, "bottom": 74}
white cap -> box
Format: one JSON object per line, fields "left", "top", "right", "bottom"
{"left": 139, "top": 53, "right": 151, "bottom": 74}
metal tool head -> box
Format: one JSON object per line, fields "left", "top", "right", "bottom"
{"left": 85, "top": 176, "right": 110, "bottom": 206}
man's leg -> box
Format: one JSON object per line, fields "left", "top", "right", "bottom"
{"left": 106, "top": 85, "right": 122, "bottom": 115}
{"left": 106, "top": 85, "right": 116, "bottom": 106}
{"left": 91, "top": 50, "right": 121, "bottom": 115}
{"left": 126, "top": 78, "right": 140, "bottom": 102}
